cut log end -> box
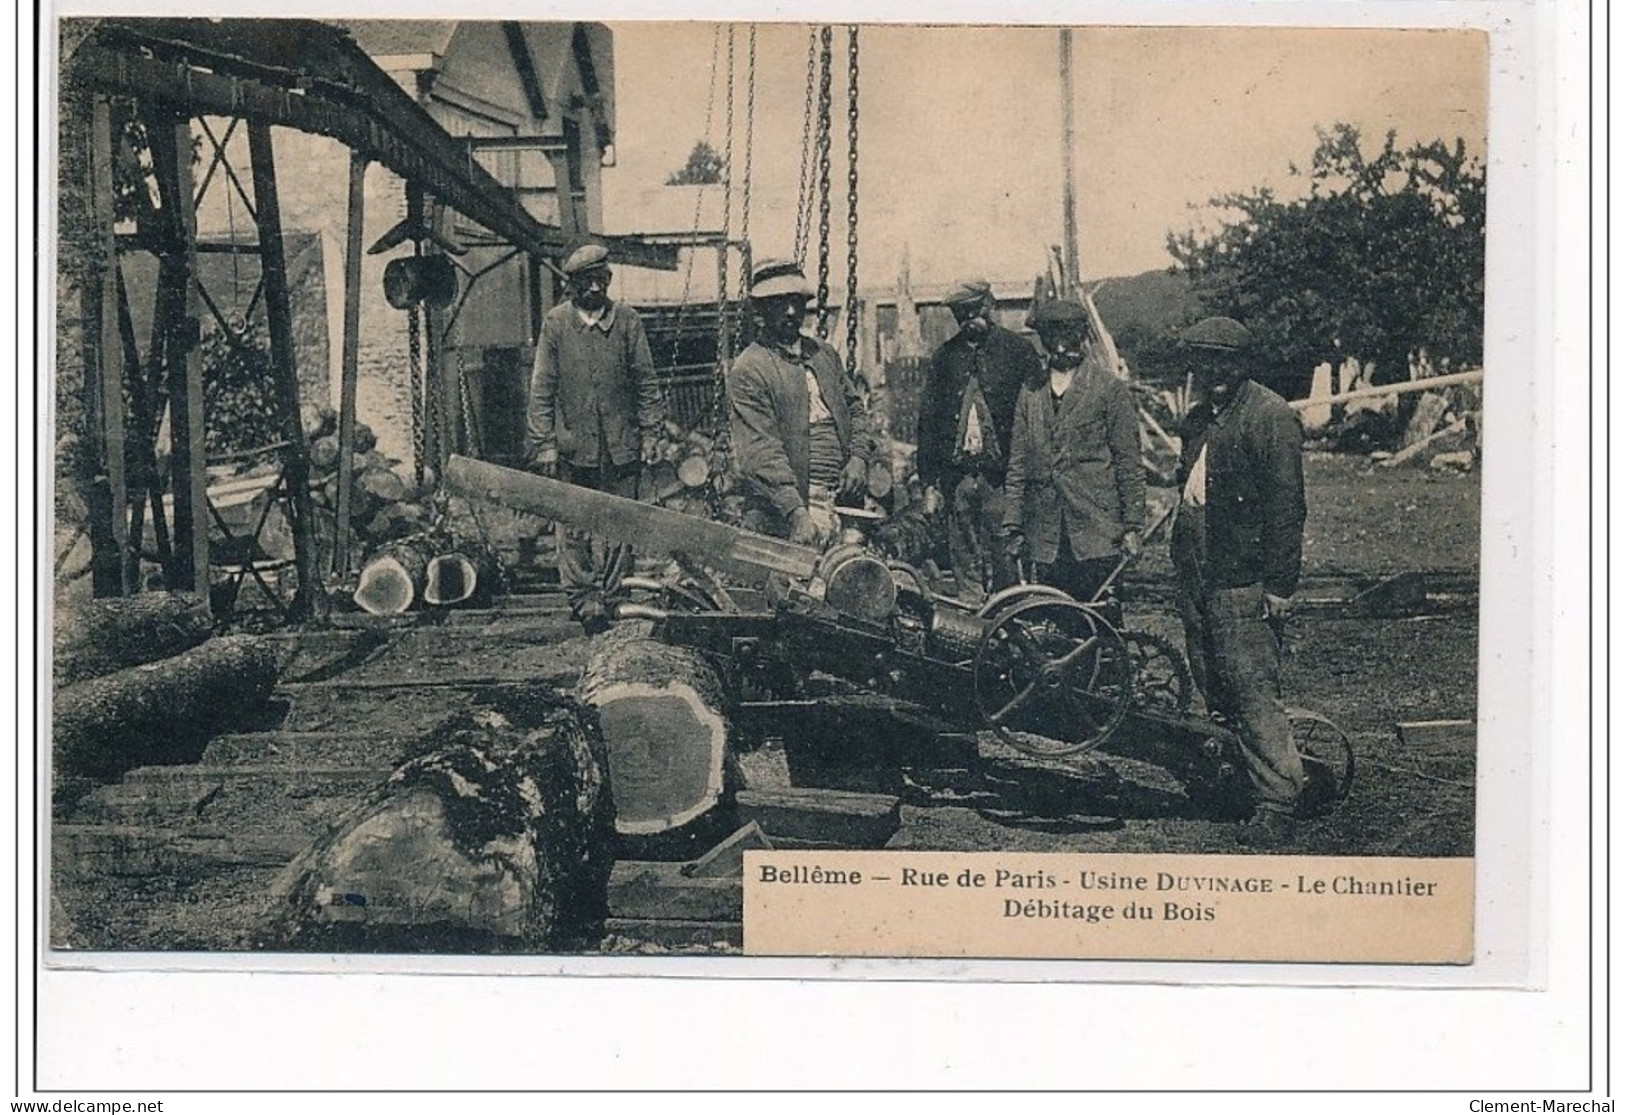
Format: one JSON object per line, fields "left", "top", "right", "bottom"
{"left": 577, "top": 627, "right": 735, "bottom": 838}
{"left": 593, "top": 681, "right": 727, "bottom": 835}
{"left": 423, "top": 553, "right": 479, "bottom": 607}
{"left": 354, "top": 555, "right": 419, "bottom": 616}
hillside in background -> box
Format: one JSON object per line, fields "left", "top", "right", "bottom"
{"left": 1091, "top": 268, "right": 1206, "bottom": 387}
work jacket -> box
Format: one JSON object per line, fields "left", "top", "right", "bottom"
{"left": 916, "top": 323, "right": 1044, "bottom": 489}
{"left": 526, "top": 299, "right": 663, "bottom": 468}
{"left": 728, "top": 335, "right": 877, "bottom": 522}
{"left": 1174, "top": 378, "right": 1307, "bottom": 598}
{"left": 1002, "top": 367, "right": 1147, "bottom": 564}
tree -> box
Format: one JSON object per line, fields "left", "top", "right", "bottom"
{"left": 665, "top": 140, "right": 724, "bottom": 186}
{"left": 1167, "top": 123, "right": 1485, "bottom": 394}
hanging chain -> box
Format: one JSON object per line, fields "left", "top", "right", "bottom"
{"left": 793, "top": 26, "right": 818, "bottom": 265}
{"left": 733, "top": 25, "right": 756, "bottom": 355}
{"left": 815, "top": 25, "right": 834, "bottom": 338}
{"left": 716, "top": 24, "right": 737, "bottom": 415}
{"left": 407, "top": 300, "right": 425, "bottom": 489}
{"left": 422, "top": 295, "right": 442, "bottom": 478}
{"left": 844, "top": 25, "right": 861, "bottom": 377}
{"left": 666, "top": 21, "right": 731, "bottom": 429}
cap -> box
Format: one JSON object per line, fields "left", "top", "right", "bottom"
{"left": 749, "top": 257, "right": 814, "bottom": 299}
{"left": 944, "top": 278, "right": 993, "bottom": 308}
{"left": 1026, "top": 298, "right": 1090, "bottom": 328}
{"left": 562, "top": 243, "right": 611, "bottom": 276}
{"left": 1180, "top": 316, "right": 1252, "bottom": 352}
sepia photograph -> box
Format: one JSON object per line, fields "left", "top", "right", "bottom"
{"left": 46, "top": 14, "right": 1489, "bottom": 963}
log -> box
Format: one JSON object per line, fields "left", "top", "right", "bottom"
{"left": 359, "top": 466, "right": 409, "bottom": 506}
{"left": 353, "top": 535, "right": 437, "bottom": 615}
{"left": 677, "top": 453, "right": 711, "bottom": 489}
{"left": 53, "top": 591, "right": 213, "bottom": 688}
{"left": 1400, "top": 391, "right": 1450, "bottom": 449}
{"left": 1380, "top": 415, "right": 1470, "bottom": 469}
{"left": 576, "top": 623, "right": 735, "bottom": 837}
{"left": 53, "top": 635, "right": 279, "bottom": 782}
{"left": 260, "top": 692, "right": 616, "bottom": 952}
{"left": 423, "top": 538, "right": 498, "bottom": 608}
{"left": 300, "top": 400, "right": 336, "bottom": 441}
{"left": 365, "top": 501, "right": 430, "bottom": 545}
{"left": 309, "top": 435, "right": 341, "bottom": 472}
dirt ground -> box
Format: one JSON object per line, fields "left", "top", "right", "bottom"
{"left": 889, "top": 451, "right": 1481, "bottom": 859}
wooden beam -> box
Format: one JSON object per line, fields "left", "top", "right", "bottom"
{"left": 85, "top": 98, "right": 132, "bottom": 595}
{"left": 149, "top": 114, "right": 210, "bottom": 596}
{"left": 247, "top": 122, "right": 321, "bottom": 618}
{"left": 335, "top": 151, "right": 367, "bottom": 576}
{"left": 72, "top": 28, "right": 679, "bottom": 271}
{"left": 1288, "top": 369, "right": 1484, "bottom": 412}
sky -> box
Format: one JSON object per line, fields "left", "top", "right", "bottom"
{"left": 598, "top": 22, "right": 1487, "bottom": 299}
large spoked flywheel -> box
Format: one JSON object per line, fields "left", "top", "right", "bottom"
{"left": 972, "top": 599, "right": 1132, "bottom": 757}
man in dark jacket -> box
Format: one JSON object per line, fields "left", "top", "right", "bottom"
{"left": 1000, "top": 298, "right": 1146, "bottom": 610}
{"left": 526, "top": 243, "right": 664, "bottom": 633}
{"left": 727, "top": 258, "right": 877, "bottom": 548}
{"left": 1171, "top": 316, "right": 1309, "bottom": 844}
{"left": 917, "top": 279, "right": 1044, "bottom": 598}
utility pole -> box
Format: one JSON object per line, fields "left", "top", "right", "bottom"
{"left": 1059, "top": 28, "right": 1080, "bottom": 289}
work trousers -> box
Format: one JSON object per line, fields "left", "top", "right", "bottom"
{"left": 1033, "top": 537, "right": 1121, "bottom": 611}
{"left": 1174, "top": 578, "right": 1305, "bottom": 814}
{"left": 949, "top": 471, "right": 1016, "bottom": 600}
{"left": 557, "top": 459, "right": 640, "bottom": 619}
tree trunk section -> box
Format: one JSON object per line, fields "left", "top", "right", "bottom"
{"left": 577, "top": 623, "right": 735, "bottom": 838}
{"left": 53, "top": 635, "right": 279, "bottom": 781}
{"left": 422, "top": 534, "right": 499, "bottom": 608}
{"left": 353, "top": 535, "right": 437, "bottom": 615}
{"left": 53, "top": 591, "right": 213, "bottom": 687}
{"left": 260, "top": 692, "right": 615, "bottom": 952}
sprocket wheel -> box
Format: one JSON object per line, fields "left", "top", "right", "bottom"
{"left": 1122, "top": 629, "right": 1195, "bottom": 714}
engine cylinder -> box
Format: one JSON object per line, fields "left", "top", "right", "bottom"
{"left": 927, "top": 603, "right": 987, "bottom": 664}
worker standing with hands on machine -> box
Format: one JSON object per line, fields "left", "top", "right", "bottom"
{"left": 1000, "top": 297, "right": 1146, "bottom": 621}
{"left": 727, "top": 257, "right": 878, "bottom": 549}
{"left": 916, "top": 279, "right": 1045, "bottom": 601}
{"left": 525, "top": 243, "right": 664, "bottom": 635}
{"left": 1171, "top": 316, "right": 1311, "bottom": 846}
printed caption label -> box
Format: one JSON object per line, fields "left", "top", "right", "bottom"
{"left": 744, "top": 852, "right": 1473, "bottom": 962}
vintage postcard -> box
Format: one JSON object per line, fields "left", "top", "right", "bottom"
{"left": 44, "top": 11, "right": 1517, "bottom": 978}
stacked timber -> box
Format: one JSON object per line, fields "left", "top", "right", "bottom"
{"left": 260, "top": 690, "right": 615, "bottom": 953}
{"left": 648, "top": 420, "right": 729, "bottom": 520}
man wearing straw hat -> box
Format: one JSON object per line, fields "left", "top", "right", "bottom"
{"left": 916, "top": 278, "right": 1045, "bottom": 600}
{"left": 525, "top": 243, "right": 664, "bottom": 634}
{"left": 727, "top": 257, "right": 878, "bottom": 549}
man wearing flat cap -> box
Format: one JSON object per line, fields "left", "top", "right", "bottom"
{"left": 1000, "top": 297, "right": 1146, "bottom": 615}
{"left": 727, "top": 258, "right": 878, "bottom": 548}
{"left": 916, "top": 279, "right": 1045, "bottom": 599}
{"left": 526, "top": 243, "right": 664, "bottom": 633}
{"left": 1171, "top": 315, "right": 1309, "bottom": 844}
